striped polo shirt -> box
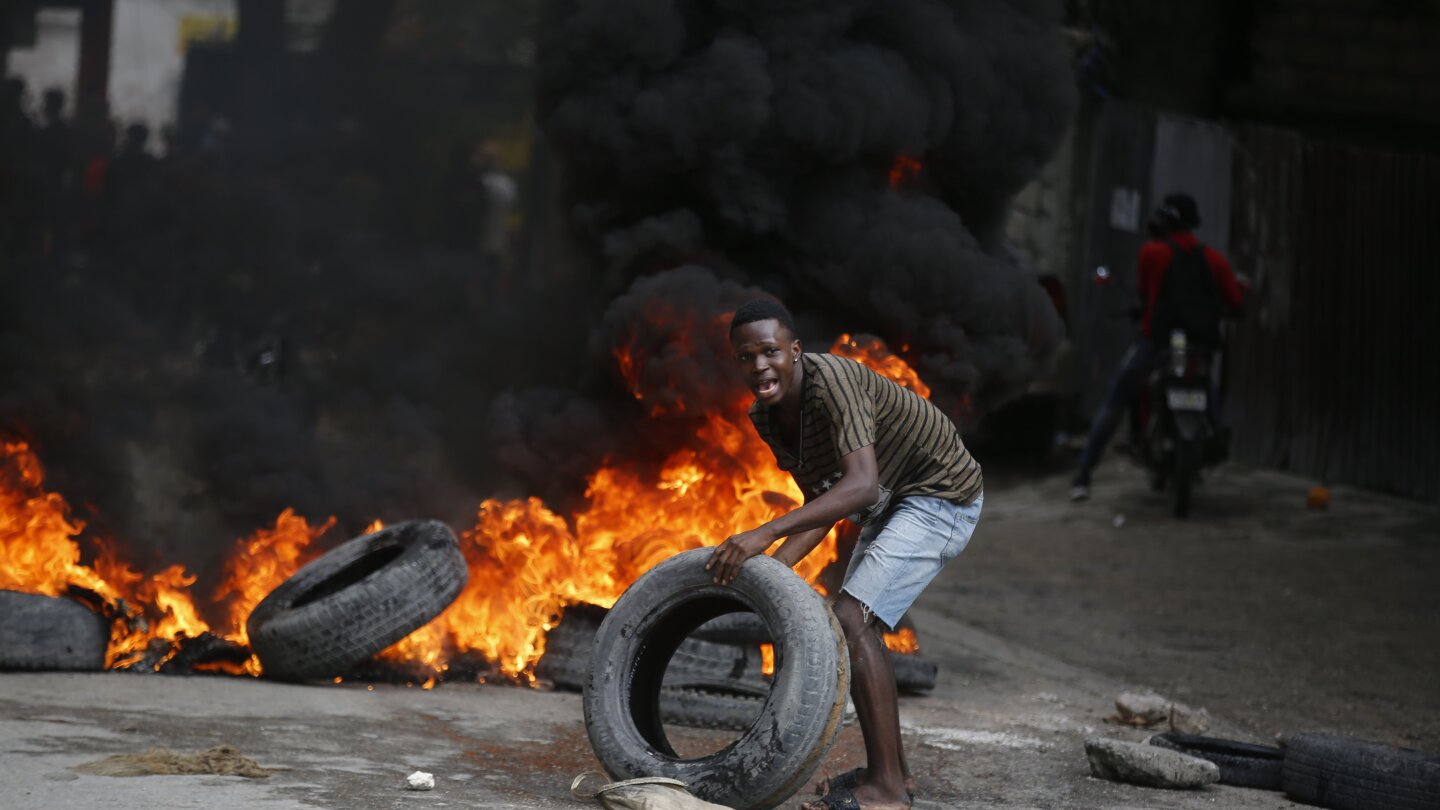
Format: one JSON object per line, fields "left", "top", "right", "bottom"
{"left": 749, "top": 352, "right": 982, "bottom": 524}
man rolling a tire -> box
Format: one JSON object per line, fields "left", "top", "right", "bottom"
{"left": 707, "top": 298, "right": 983, "bottom": 810}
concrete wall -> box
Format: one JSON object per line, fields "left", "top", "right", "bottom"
{"left": 5, "top": 0, "right": 236, "bottom": 150}
{"left": 1005, "top": 123, "right": 1080, "bottom": 284}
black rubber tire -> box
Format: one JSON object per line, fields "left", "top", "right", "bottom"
{"left": 539, "top": 605, "right": 768, "bottom": 692}
{"left": 246, "top": 520, "right": 467, "bottom": 682}
{"left": 1171, "top": 439, "right": 1194, "bottom": 518}
{"left": 659, "top": 682, "right": 769, "bottom": 731}
{"left": 1149, "top": 733, "right": 1284, "bottom": 790}
{"left": 693, "top": 612, "right": 772, "bottom": 645}
{"left": 0, "top": 590, "right": 109, "bottom": 671}
{"left": 583, "top": 548, "right": 849, "bottom": 810}
{"left": 890, "top": 651, "right": 938, "bottom": 695}
{"left": 1281, "top": 733, "right": 1440, "bottom": 810}
{"left": 691, "top": 611, "right": 938, "bottom": 693}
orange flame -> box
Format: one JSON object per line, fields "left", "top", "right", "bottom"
{"left": 889, "top": 154, "right": 923, "bottom": 189}
{"left": 831, "top": 334, "right": 930, "bottom": 399}
{"left": 1, "top": 321, "right": 936, "bottom": 684}
{"left": 0, "top": 441, "right": 214, "bottom": 669}
{"left": 884, "top": 627, "right": 920, "bottom": 654}
{"left": 0, "top": 441, "right": 94, "bottom": 598}
{"left": 213, "top": 508, "right": 337, "bottom": 674}
{"left": 427, "top": 408, "right": 836, "bottom": 681}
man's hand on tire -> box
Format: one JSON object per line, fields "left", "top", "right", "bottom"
{"left": 707, "top": 528, "right": 774, "bottom": 585}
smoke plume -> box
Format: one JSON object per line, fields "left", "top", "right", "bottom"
{"left": 511, "top": 0, "right": 1076, "bottom": 492}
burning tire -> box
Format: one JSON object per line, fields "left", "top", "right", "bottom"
{"left": 659, "top": 680, "right": 768, "bottom": 731}
{"left": 539, "top": 602, "right": 769, "bottom": 693}
{"left": 0, "top": 590, "right": 109, "bottom": 671}
{"left": 692, "top": 611, "right": 939, "bottom": 693}
{"left": 583, "top": 548, "right": 848, "bottom": 810}
{"left": 891, "top": 651, "right": 938, "bottom": 695}
{"left": 246, "top": 520, "right": 467, "bottom": 682}
{"left": 693, "top": 612, "right": 772, "bottom": 645}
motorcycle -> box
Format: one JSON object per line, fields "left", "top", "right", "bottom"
{"left": 1130, "top": 328, "right": 1225, "bottom": 518}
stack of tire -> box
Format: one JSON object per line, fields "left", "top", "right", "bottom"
{"left": 1149, "top": 732, "right": 1440, "bottom": 809}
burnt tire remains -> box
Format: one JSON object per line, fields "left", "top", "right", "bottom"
{"left": 659, "top": 681, "right": 768, "bottom": 731}
{"left": 584, "top": 548, "right": 849, "bottom": 810}
{"left": 0, "top": 590, "right": 109, "bottom": 671}
{"left": 1148, "top": 733, "right": 1283, "bottom": 790}
{"left": 538, "top": 604, "right": 769, "bottom": 693}
{"left": 1281, "top": 733, "right": 1440, "bottom": 810}
{"left": 890, "top": 651, "right": 938, "bottom": 695}
{"left": 246, "top": 520, "right": 467, "bottom": 682}
{"left": 690, "top": 610, "right": 939, "bottom": 694}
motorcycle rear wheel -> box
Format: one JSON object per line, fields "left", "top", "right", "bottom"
{"left": 1171, "top": 440, "right": 1195, "bottom": 518}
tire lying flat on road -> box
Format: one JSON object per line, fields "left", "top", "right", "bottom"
{"left": 0, "top": 590, "right": 109, "bottom": 671}
{"left": 1281, "top": 733, "right": 1440, "bottom": 810}
{"left": 584, "top": 548, "right": 849, "bottom": 810}
{"left": 1148, "top": 733, "right": 1284, "bottom": 790}
{"left": 247, "top": 520, "right": 467, "bottom": 682}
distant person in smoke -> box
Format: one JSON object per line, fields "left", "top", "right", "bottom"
{"left": 470, "top": 140, "right": 517, "bottom": 287}
{"left": 35, "top": 89, "right": 73, "bottom": 255}
{"left": 709, "top": 298, "right": 983, "bottom": 810}
{"left": 1068, "top": 192, "right": 1244, "bottom": 501}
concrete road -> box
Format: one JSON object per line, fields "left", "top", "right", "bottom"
{"left": 3, "top": 460, "right": 1436, "bottom": 809}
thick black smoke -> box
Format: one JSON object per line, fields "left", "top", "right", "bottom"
{"left": 535, "top": 0, "right": 1076, "bottom": 422}
{"left": 0, "top": 155, "right": 577, "bottom": 578}
{"left": 1, "top": 0, "right": 1074, "bottom": 585}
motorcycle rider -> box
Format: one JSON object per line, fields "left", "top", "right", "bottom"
{"left": 1070, "top": 192, "right": 1244, "bottom": 501}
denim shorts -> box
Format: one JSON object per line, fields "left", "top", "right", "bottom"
{"left": 840, "top": 491, "right": 983, "bottom": 630}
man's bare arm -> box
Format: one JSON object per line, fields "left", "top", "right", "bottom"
{"left": 771, "top": 526, "right": 831, "bottom": 568}
{"left": 707, "top": 445, "right": 878, "bottom": 585}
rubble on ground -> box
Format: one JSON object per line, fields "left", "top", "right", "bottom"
{"left": 1113, "top": 690, "right": 1211, "bottom": 734}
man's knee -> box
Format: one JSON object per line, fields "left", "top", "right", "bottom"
{"left": 833, "top": 594, "right": 878, "bottom": 640}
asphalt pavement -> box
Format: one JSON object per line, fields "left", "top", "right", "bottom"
{"left": 3, "top": 460, "right": 1436, "bottom": 809}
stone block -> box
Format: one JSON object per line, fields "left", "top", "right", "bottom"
{"left": 1085, "top": 738, "right": 1221, "bottom": 789}
{"left": 1115, "top": 691, "right": 1169, "bottom": 725}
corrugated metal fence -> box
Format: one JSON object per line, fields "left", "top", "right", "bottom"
{"left": 1227, "top": 125, "right": 1440, "bottom": 503}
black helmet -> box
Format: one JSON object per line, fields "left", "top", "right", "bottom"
{"left": 1155, "top": 193, "right": 1201, "bottom": 230}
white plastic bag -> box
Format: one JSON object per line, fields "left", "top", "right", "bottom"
{"left": 571, "top": 772, "right": 734, "bottom": 810}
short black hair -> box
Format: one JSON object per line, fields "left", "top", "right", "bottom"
{"left": 730, "top": 298, "right": 797, "bottom": 337}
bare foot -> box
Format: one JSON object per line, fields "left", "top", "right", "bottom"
{"left": 803, "top": 783, "right": 910, "bottom": 810}
{"left": 814, "top": 767, "right": 916, "bottom": 797}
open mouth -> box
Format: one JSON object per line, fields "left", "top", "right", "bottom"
{"left": 755, "top": 379, "right": 778, "bottom": 397}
